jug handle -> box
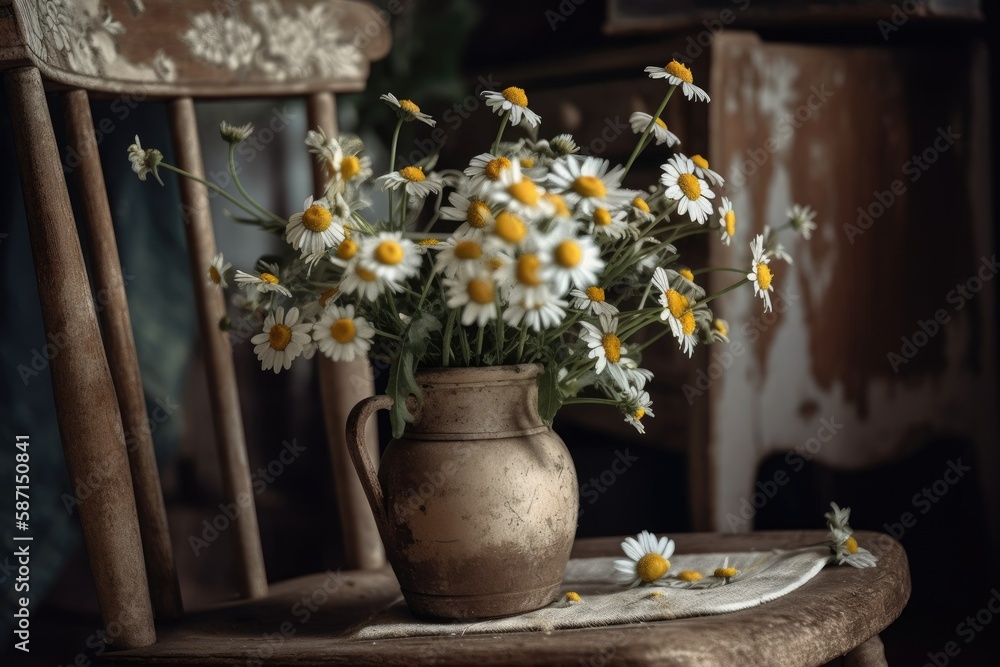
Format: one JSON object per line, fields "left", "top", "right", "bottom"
{"left": 346, "top": 394, "right": 394, "bottom": 545}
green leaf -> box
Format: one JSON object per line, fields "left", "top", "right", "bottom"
{"left": 386, "top": 311, "right": 443, "bottom": 438}
{"left": 537, "top": 361, "right": 562, "bottom": 424}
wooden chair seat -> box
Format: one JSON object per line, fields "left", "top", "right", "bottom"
{"left": 101, "top": 530, "right": 909, "bottom": 666}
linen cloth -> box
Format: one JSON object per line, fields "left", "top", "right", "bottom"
{"left": 351, "top": 547, "right": 832, "bottom": 639}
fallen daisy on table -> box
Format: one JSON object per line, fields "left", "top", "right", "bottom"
{"left": 614, "top": 530, "right": 675, "bottom": 587}
{"left": 825, "top": 502, "right": 878, "bottom": 568}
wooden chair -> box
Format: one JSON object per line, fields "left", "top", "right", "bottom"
{"left": 1, "top": 0, "right": 390, "bottom": 648}
{"left": 1, "top": 3, "right": 910, "bottom": 663}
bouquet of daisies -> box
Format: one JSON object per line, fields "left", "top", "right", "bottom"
{"left": 128, "top": 59, "right": 815, "bottom": 438}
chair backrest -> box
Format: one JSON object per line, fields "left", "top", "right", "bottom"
{"left": 2, "top": 0, "right": 390, "bottom": 650}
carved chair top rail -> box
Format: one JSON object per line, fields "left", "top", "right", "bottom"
{"left": 9, "top": 0, "right": 390, "bottom": 97}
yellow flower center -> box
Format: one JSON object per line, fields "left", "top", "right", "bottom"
{"left": 418, "top": 238, "right": 439, "bottom": 246}
{"left": 554, "top": 240, "right": 582, "bottom": 268}
{"left": 507, "top": 179, "right": 540, "bottom": 206}
{"left": 494, "top": 212, "right": 526, "bottom": 244}
{"left": 593, "top": 208, "right": 612, "bottom": 226}
{"left": 467, "top": 200, "right": 490, "bottom": 228}
{"left": 454, "top": 240, "right": 482, "bottom": 260}
{"left": 636, "top": 553, "right": 669, "bottom": 582}
{"left": 485, "top": 157, "right": 512, "bottom": 181}
{"left": 337, "top": 238, "right": 358, "bottom": 260}
{"left": 330, "top": 318, "right": 356, "bottom": 344}
{"left": 633, "top": 408, "right": 645, "bottom": 420}
{"left": 356, "top": 266, "right": 376, "bottom": 281}
{"left": 725, "top": 210, "right": 736, "bottom": 237}
{"left": 715, "top": 566, "right": 740, "bottom": 578}
{"left": 268, "top": 323, "right": 292, "bottom": 351}
{"left": 516, "top": 254, "right": 543, "bottom": 286}
{"left": 502, "top": 86, "right": 528, "bottom": 108}
{"left": 756, "top": 263, "right": 773, "bottom": 290}
{"left": 467, "top": 278, "right": 494, "bottom": 305}
{"left": 375, "top": 240, "right": 404, "bottom": 265}
{"left": 713, "top": 319, "right": 728, "bottom": 336}
{"left": 692, "top": 154, "right": 709, "bottom": 170}
{"left": 260, "top": 272, "right": 280, "bottom": 284}
{"left": 544, "top": 193, "right": 570, "bottom": 217}
{"left": 585, "top": 286, "right": 605, "bottom": 302}
{"left": 319, "top": 287, "right": 338, "bottom": 308}
{"left": 601, "top": 333, "right": 621, "bottom": 363}
{"left": 681, "top": 311, "right": 696, "bottom": 336}
{"left": 665, "top": 289, "right": 689, "bottom": 318}
{"left": 487, "top": 256, "right": 505, "bottom": 271}
{"left": 520, "top": 157, "right": 535, "bottom": 168}
{"left": 677, "top": 173, "right": 701, "bottom": 201}
{"left": 399, "top": 99, "right": 421, "bottom": 115}
{"left": 665, "top": 60, "right": 694, "bottom": 84}
{"left": 399, "top": 166, "right": 425, "bottom": 182}
{"left": 341, "top": 156, "right": 361, "bottom": 180}
{"left": 301, "top": 204, "right": 333, "bottom": 232}
{"left": 677, "top": 570, "right": 702, "bottom": 582}
{"left": 678, "top": 268, "right": 695, "bottom": 282}
{"left": 565, "top": 591, "right": 581, "bottom": 602}
{"left": 655, "top": 117, "right": 668, "bottom": 130}
{"left": 633, "top": 197, "right": 650, "bottom": 213}
{"left": 845, "top": 536, "right": 858, "bottom": 554}
{"left": 209, "top": 266, "right": 221, "bottom": 284}
{"left": 572, "top": 175, "right": 606, "bottom": 199}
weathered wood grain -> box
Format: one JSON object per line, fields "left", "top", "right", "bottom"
{"left": 100, "top": 530, "right": 909, "bottom": 666}
{"left": 64, "top": 88, "right": 183, "bottom": 620}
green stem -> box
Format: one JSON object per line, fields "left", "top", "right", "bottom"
{"left": 490, "top": 111, "right": 510, "bottom": 156}
{"left": 699, "top": 278, "right": 751, "bottom": 306}
{"left": 159, "top": 163, "right": 263, "bottom": 221}
{"left": 516, "top": 326, "right": 528, "bottom": 361}
{"left": 632, "top": 326, "right": 673, "bottom": 354}
{"left": 459, "top": 325, "right": 471, "bottom": 365}
{"left": 692, "top": 266, "right": 747, "bottom": 275}
{"left": 388, "top": 118, "right": 403, "bottom": 227}
{"left": 373, "top": 328, "right": 402, "bottom": 341}
{"left": 622, "top": 85, "right": 676, "bottom": 179}
{"left": 475, "top": 325, "right": 485, "bottom": 365}
{"left": 563, "top": 397, "right": 621, "bottom": 407}
{"left": 228, "top": 145, "right": 286, "bottom": 226}
{"left": 442, "top": 309, "right": 457, "bottom": 367}
{"left": 414, "top": 266, "right": 437, "bottom": 313}
{"left": 494, "top": 296, "right": 505, "bottom": 363}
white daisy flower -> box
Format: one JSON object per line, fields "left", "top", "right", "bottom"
{"left": 788, "top": 203, "right": 818, "bottom": 240}
{"left": 285, "top": 195, "right": 347, "bottom": 257}
{"left": 548, "top": 133, "right": 580, "bottom": 156}
{"left": 338, "top": 259, "right": 397, "bottom": 302}
{"left": 709, "top": 318, "right": 730, "bottom": 344}
{"left": 127, "top": 135, "right": 163, "bottom": 185}
{"left": 250, "top": 307, "right": 311, "bottom": 374}
{"left": 714, "top": 557, "right": 741, "bottom": 581}
{"left": 219, "top": 120, "right": 254, "bottom": 144}
{"left": 652, "top": 267, "right": 697, "bottom": 358}
{"left": 435, "top": 229, "right": 489, "bottom": 279}
{"left": 464, "top": 153, "right": 515, "bottom": 195}
{"left": 546, "top": 155, "right": 630, "bottom": 216}
{"left": 824, "top": 502, "right": 878, "bottom": 569}
{"left": 538, "top": 231, "right": 605, "bottom": 294}
{"left": 613, "top": 530, "right": 675, "bottom": 587}
{"left": 380, "top": 93, "right": 436, "bottom": 126}
{"left": 444, "top": 272, "right": 498, "bottom": 327}
{"left": 619, "top": 359, "right": 654, "bottom": 390}
{"left": 763, "top": 224, "right": 793, "bottom": 264}
{"left": 660, "top": 154, "right": 715, "bottom": 224}
{"left": 439, "top": 190, "right": 495, "bottom": 241}
{"left": 628, "top": 195, "right": 656, "bottom": 224}
{"left": 628, "top": 112, "right": 681, "bottom": 147}
{"left": 482, "top": 86, "right": 541, "bottom": 128}
{"left": 690, "top": 154, "right": 724, "bottom": 187}
{"left": 485, "top": 211, "right": 531, "bottom": 253}
{"left": 570, "top": 285, "right": 619, "bottom": 318}
{"left": 748, "top": 234, "right": 774, "bottom": 312}
{"left": 579, "top": 315, "right": 632, "bottom": 389}
{"left": 644, "top": 60, "right": 710, "bottom": 103}
{"left": 587, "top": 208, "right": 629, "bottom": 240}
{"left": 503, "top": 292, "right": 567, "bottom": 332}
{"left": 374, "top": 166, "right": 443, "bottom": 200}
{"left": 207, "top": 252, "right": 231, "bottom": 289}
{"left": 542, "top": 193, "right": 573, "bottom": 222}
{"left": 357, "top": 231, "right": 422, "bottom": 283}
{"left": 312, "top": 303, "right": 376, "bottom": 362}
{"left": 306, "top": 129, "right": 373, "bottom": 193}
{"left": 620, "top": 386, "right": 654, "bottom": 434}
{"left": 496, "top": 252, "right": 551, "bottom": 307}
{"left": 487, "top": 161, "right": 554, "bottom": 220}
{"left": 234, "top": 262, "right": 292, "bottom": 298}
{"left": 717, "top": 196, "right": 737, "bottom": 246}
